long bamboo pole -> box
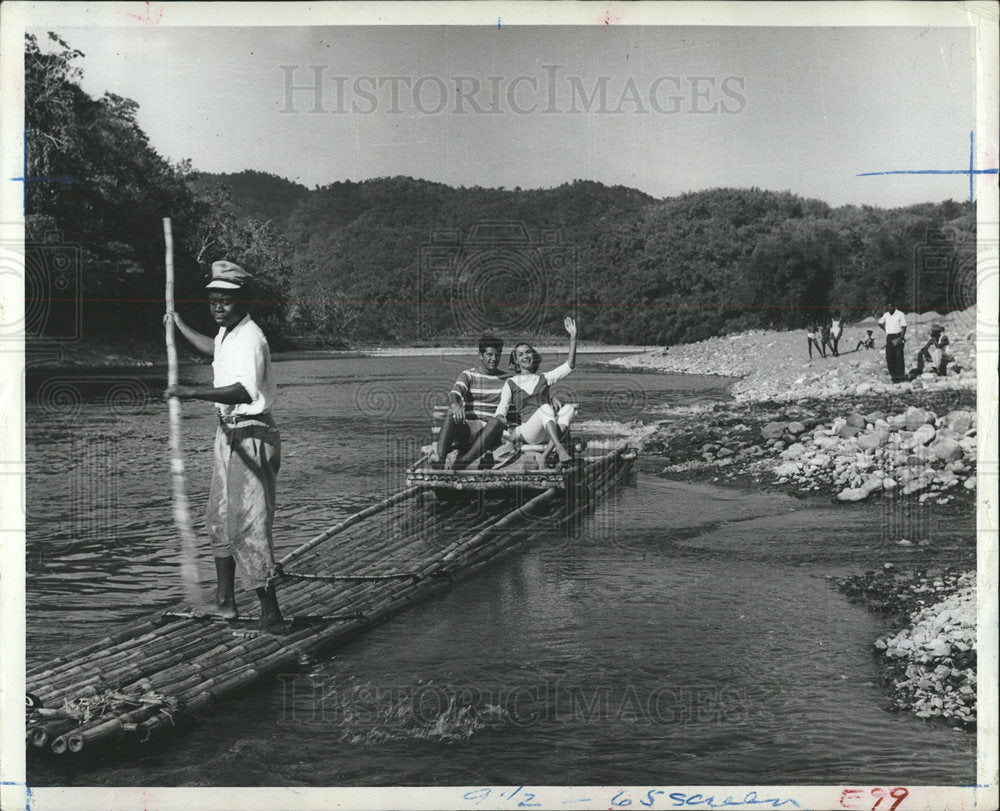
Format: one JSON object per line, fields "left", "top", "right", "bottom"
{"left": 164, "top": 217, "right": 204, "bottom": 606}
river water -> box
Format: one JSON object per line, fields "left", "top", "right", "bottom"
{"left": 24, "top": 353, "right": 974, "bottom": 786}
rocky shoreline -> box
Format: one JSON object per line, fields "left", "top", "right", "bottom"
{"left": 610, "top": 312, "right": 979, "bottom": 730}
{"left": 835, "top": 567, "right": 976, "bottom": 728}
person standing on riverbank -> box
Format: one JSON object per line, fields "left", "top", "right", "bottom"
{"left": 164, "top": 261, "right": 284, "bottom": 633}
{"left": 877, "top": 301, "right": 907, "bottom": 383}
{"left": 828, "top": 310, "right": 843, "bottom": 356}
{"left": 806, "top": 323, "right": 825, "bottom": 359}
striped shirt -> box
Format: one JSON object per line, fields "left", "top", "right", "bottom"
{"left": 450, "top": 368, "right": 517, "bottom": 424}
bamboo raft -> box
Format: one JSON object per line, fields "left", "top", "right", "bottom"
{"left": 26, "top": 438, "right": 637, "bottom": 763}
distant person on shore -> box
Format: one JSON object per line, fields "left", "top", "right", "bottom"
{"left": 935, "top": 336, "right": 963, "bottom": 375}
{"left": 435, "top": 335, "right": 516, "bottom": 470}
{"left": 164, "top": 261, "right": 284, "bottom": 633}
{"left": 819, "top": 321, "right": 833, "bottom": 357}
{"left": 828, "top": 310, "right": 843, "bottom": 356}
{"left": 494, "top": 317, "right": 579, "bottom": 467}
{"left": 910, "top": 324, "right": 944, "bottom": 378}
{"left": 877, "top": 301, "right": 907, "bottom": 383}
{"left": 854, "top": 329, "right": 876, "bottom": 351}
{"left": 806, "top": 323, "right": 825, "bottom": 359}
{"left": 911, "top": 327, "right": 963, "bottom": 377}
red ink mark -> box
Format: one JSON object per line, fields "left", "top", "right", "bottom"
{"left": 840, "top": 788, "right": 908, "bottom": 811}
{"left": 886, "top": 787, "right": 909, "bottom": 811}
{"left": 840, "top": 789, "right": 865, "bottom": 808}
{"left": 122, "top": 1, "right": 163, "bottom": 25}
{"left": 601, "top": 8, "right": 621, "bottom": 25}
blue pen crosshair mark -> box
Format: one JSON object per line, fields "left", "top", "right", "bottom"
{"left": 1, "top": 779, "right": 34, "bottom": 811}
{"left": 10, "top": 132, "right": 74, "bottom": 215}
{"left": 857, "top": 131, "right": 999, "bottom": 220}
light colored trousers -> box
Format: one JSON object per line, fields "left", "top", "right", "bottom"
{"left": 207, "top": 418, "right": 281, "bottom": 591}
{"left": 511, "top": 403, "right": 577, "bottom": 444}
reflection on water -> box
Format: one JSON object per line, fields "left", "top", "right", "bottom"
{"left": 24, "top": 355, "right": 973, "bottom": 786}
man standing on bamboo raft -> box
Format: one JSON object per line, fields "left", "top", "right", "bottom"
{"left": 164, "top": 261, "right": 284, "bottom": 633}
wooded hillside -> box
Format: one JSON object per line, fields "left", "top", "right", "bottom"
{"left": 25, "top": 33, "right": 975, "bottom": 351}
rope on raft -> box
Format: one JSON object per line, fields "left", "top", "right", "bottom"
{"left": 269, "top": 563, "right": 420, "bottom": 586}
{"left": 160, "top": 610, "right": 366, "bottom": 624}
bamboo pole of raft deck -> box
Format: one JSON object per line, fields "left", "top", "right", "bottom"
{"left": 27, "top": 619, "right": 164, "bottom": 677}
{"left": 163, "top": 217, "right": 204, "bottom": 606}
{"left": 278, "top": 486, "right": 421, "bottom": 566}
{"left": 28, "top": 628, "right": 168, "bottom": 683}
{"left": 36, "top": 631, "right": 212, "bottom": 695}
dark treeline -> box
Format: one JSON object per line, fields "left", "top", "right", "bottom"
{"left": 26, "top": 33, "right": 976, "bottom": 351}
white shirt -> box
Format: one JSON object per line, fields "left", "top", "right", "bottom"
{"left": 212, "top": 315, "right": 277, "bottom": 416}
{"left": 878, "top": 310, "right": 907, "bottom": 335}
{"left": 494, "top": 361, "right": 573, "bottom": 420}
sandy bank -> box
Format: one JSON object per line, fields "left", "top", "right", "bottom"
{"left": 608, "top": 309, "right": 977, "bottom": 403}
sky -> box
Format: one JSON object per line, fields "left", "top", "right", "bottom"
{"left": 29, "top": 19, "right": 984, "bottom": 209}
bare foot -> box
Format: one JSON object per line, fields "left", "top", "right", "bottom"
{"left": 216, "top": 596, "right": 239, "bottom": 620}
{"left": 254, "top": 584, "right": 284, "bottom": 634}
{"left": 259, "top": 615, "right": 288, "bottom": 635}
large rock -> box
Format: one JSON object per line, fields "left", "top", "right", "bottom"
{"left": 761, "top": 421, "right": 787, "bottom": 440}
{"left": 907, "top": 446, "right": 935, "bottom": 465}
{"left": 904, "top": 407, "right": 932, "bottom": 431}
{"left": 838, "top": 423, "right": 862, "bottom": 439}
{"left": 787, "top": 421, "right": 806, "bottom": 435}
{"left": 780, "top": 443, "right": 806, "bottom": 460}
{"left": 774, "top": 461, "right": 801, "bottom": 478}
{"left": 846, "top": 412, "right": 866, "bottom": 428}
{"left": 865, "top": 411, "right": 886, "bottom": 424}
{"left": 930, "top": 437, "right": 963, "bottom": 463}
{"left": 943, "top": 410, "right": 973, "bottom": 435}
{"left": 912, "top": 424, "right": 937, "bottom": 446}
{"left": 855, "top": 382, "right": 873, "bottom": 395}
{"left": 857, "top": 432, "right": 886, "bottom": 451}
{"left": 837, "top": 487, "right": 869, "bottom": 502}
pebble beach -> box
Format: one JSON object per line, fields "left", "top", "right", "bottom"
{"left": 609, "top": 308, "right": 981, "bottom": 729}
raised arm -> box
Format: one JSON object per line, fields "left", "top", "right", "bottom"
{"left": 165, "top": 312, "right": 215, "bottom": 356}
{"left": 564, "top": 316, "right": 578, "bottom": 369}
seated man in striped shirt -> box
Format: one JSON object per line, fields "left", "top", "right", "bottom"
{"left": 436, "top": 335, "right": 517, "bottom": 469}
